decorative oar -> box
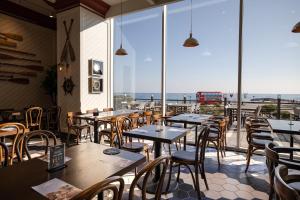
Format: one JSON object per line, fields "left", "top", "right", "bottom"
{"left": 63, "top": 20, "right": 75, "bottom": 61}
{"left": 0, "top": 77, "right": 29, "bottom": 84}
{"left": 0, "top": 39, "right": 17, "bottom": 48}
{"left": 0, "top": 53, "right": 41, "bottom": 63}
{"left": 60, "top": 19, "right": 75, "bottom": 63}
{"left": 0, "top": 33, "right": 23, "bottom": 41}
{"left": 0, "top": 70, "right": 37, "bottom": 77}
{"left": 0, "top": 62, "right": 43, "bottom": 71}
{"left": 0, "top": 74, "right": 13, "bottom": 78}
{"left": 0, "top": 47, "right": 36, "bottom": 56}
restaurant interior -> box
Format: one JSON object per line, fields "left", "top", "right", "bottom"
{"left": 0, "top": 0, "right": 300, "bottom": 199}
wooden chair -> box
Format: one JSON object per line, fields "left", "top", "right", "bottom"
{"left": 166, "top": 126, "right": 210, "bottom": 199}
{"left": 99, "top": 117, "right": 118, "bottom": 147}
{"left": 67, "top": 112, "right": 91, "bottom": 146}
{"left": 128, "top": 155, "right": 170, "bottom": 200}
{"left": 0, "top": 142, "right": 9, "bottom": 167}
{"left": 103, "top": 108, "right": 113, "bottom": 112}
{"left": 16, "top": 130, "right": 57, "bottom": 161}
{"left": 140, "top": 111, "right": 152, "bottom": 126}
{"left": 25, "top": 107, "right": 43, "bottom": 130}
{"left": 274, "top": 165, "right": 300, "bottom": 200}
{"left": 46, "top": 106, "right": 61, "bottom": 134}
{"left": 116, "top": 116, "right": 149, "bottom": 161}
{"left": 71, "top": 176, "right": 124, "bottom": 200}
{"left": 0, "top": 123, "right": 26, "bottom": 165}
{"left": 265, "top": 142, "right": 300, "bottom": 200}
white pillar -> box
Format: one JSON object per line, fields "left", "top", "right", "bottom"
{"left": 161, "top": 5, "right": 167, "bottom": 116}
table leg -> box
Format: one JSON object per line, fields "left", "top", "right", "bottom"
{"left": 195, "top": 125, "right": 198, "bottom": 145}
{"left": 153, "top": 141, "right": 162, "bottom": 182}
{"left": 94, "top": 121, "right": 99, "bottom": 143}
{"left": 183, "top": 123, "right": 187, "bottom": 150}
{"left": 290, "top": 135, "right": 294, "bottom": 160}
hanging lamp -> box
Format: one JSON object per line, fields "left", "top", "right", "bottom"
{"left": 115, "top": 0, "right": 128, "bottom": 56}
{"left": 183, "top": 0, "right": 199, "bottom": 47}
{"left": 292, "top": 21, "right": 300, "bottom": 33}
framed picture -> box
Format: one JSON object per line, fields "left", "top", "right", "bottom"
{"left": 89, "top": 59, "right": 103, "bottom": 76}
{"left": 89, "top": 78, "right": 103, "bottom": 94}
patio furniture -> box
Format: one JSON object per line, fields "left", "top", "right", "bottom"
{"left": 71, "top": 176, "right": 124, "bottom": 200}
{"left": 128, "top": 155, "right": 170, "bottom": 200}
{"left": 166, "top": 126, "right": 210, "bottom": 199}
{"left": 46, "top": 106, "right": 61, "bottom": 134}
{"left": 25, "top": 107, "right": 43, "bottom": 130}
{"left": 67, "top": 112, "right": 91, "bottom": 146}
{"left": 122, "top": 125, "right": 189, "bottom": 194}
{"left": 265, "top": 142, "right": 300, "bottom": 200}
{"left": 103, "top": 107, "right": 114, "bottom": 112}
{"left": 0, "top": 142, "right": 9, "bottom": 167}
{"left": 0, "top": 143, "right": 146, "bottom": 200}
{"left": 293, "top": 106, "right": 300, "bottom": 120}
{"left": 99, "top": 116, "right": 118, "bottom": 146}
{"left": 274, "top": 165, "right": 300, "bottom": 200}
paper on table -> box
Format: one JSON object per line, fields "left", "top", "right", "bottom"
{"left": 32, "top": 178, "right": 82, "bottom": 200}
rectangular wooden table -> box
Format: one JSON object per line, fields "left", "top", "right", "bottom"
{"left": 123, "top": 125, "right": 190, "bottom": 194}
{"left": 0, "top": 143, "right": 146, "bottom": 200}
{"left": 74, "top": 109, "right": 142, "bottom": 143}
{"left": 166, "top": 114, "right": 212, "bottom": 149}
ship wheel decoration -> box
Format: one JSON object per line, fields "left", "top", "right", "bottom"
{"left": 62, "top": 77, "right": 75, "bottom": 95}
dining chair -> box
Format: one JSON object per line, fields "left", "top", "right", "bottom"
{"left": 141, "top": 111, "right": 152, "bottom": 126}
{"left": 0, "top": 142, "right": 9, "bottom": 167}
{"left": 0, "top": 122, "right": 26, "bottom": 165}
{"left": 71, "top": 176, "right": 124, "bottom": 200}
{"left": 127, "top": 155, "right": 170, "bottom": 200}
{"left": 46, "top": 106, "right": 61, "bottom": 134}
{"left": 99, "top": 117, "right": 118, "bottom": 146}
{"left": 103, "top": 108, "right": 114, "bottom": 112}
{"left": 67, "top": 112, "right": 91, "bottom": 146}
{"left": 25, "top": 106, "right": 43, "bottom": 130}
{"left": 274, "top": 165, "right": 300, "bottom": 200}
{"left": 265, "top": 142, "right": 300, "bottom": 200}
{"left": 166, "top": 126, "right": 210, "bottom": 199}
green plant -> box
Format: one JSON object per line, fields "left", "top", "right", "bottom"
{"left": 281, "top": 111, "right": 291, "bottom": 119}
{"left": 261, "top": 104, "right": 276, "bottom": 114}
{"left": 41, "top": 65, "right": 57, "bottom": 105}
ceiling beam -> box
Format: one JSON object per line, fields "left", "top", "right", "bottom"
{"left": 0, "top": 0, "right": 56, "bottom": 30}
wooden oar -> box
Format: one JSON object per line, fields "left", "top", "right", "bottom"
{"left": 0, "top": 53, "right": 41, "bottom": 63}
{"left": 0, "top": 74, "right": 13, "bottom": 78}
{"left": 0, "top": 33, "right": 23, "bottom": 41}
{"left": 0, "top": 70, "right": 37, "bottom": 77}
{"left": 0, "top": 39, "right": 17, "bottom": 48}
{"left": 0, "top": 77, "right": 29, "bottom": 84}
{"left": 0, "top": 62, "right": 43, "bottom": 71}
{"left": 0, "top": 47, "right": 36, "bottom": 56}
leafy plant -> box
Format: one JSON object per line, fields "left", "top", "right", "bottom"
{"left": 41, "top": 65, "right": 57, "bottom": 105}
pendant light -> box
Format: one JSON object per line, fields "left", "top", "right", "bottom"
{"left": 115, "top": 0, "right": 128, "bottom": 56}
{"left": 183, "top": 0, "right": 199, "bottom": 47}
{"left": 292, "top": 21, "right": 300, "bottom": 33}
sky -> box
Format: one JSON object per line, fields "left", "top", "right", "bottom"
{"left": 113, "top": 0, "right": 300, "bottom": 94}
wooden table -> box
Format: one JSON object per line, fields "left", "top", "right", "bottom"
{"left": 0, "top": 143, "right": 146, "bottom": 200}
{"left": 166, "top": 114, "right": 212, "bottom": 149}
{"left": 123, "top": 125, "right": 190, "bottom": 194}
{"left": 74, "top": 109, "right": 141, "bottom": 143}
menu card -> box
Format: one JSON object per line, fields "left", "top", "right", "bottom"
{"left": 48, "top": 144, "right": 66, "bottom": 171}
{"left": 32, "top": 178, "right": 81, "bottom": 200}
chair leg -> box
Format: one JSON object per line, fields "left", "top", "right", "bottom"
{"left": 67, "top": 129, "right": 71, "bottom": 147}
{"left": 200, "top": 163, "right": 209, "bottom": 190}
{"left": 269, "top": 184, "right": 274, "bottom": 200}
{"left": 194, "top": 165, "right": 202, "bottom": 199}
{"left": 168, "top": 144, "right": 171, "bottom": 155}
{"left": 166, "top": 160, "right": 174, "bottom": 192}
{"left": 245, "top": 145, "right": 253, "bottom": 173}
{"left": 145, "top": 149, "right": 150, "bottom": 162}
{"left": 176, "top": 164, "right": 181, "bottom": 182}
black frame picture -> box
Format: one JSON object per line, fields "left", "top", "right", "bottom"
{"left": 89, "top": 59, "right": 103, "bottom": 76}
{"left": 89, "top": 77, "right": 103, "bottom": 94}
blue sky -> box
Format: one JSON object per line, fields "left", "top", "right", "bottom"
{"left": 114, "top": 0, "right": 300, "bottom": 94}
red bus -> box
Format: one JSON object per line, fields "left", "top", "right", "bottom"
{"left": 196, "top": 91, "right": 223, "bottom": 105}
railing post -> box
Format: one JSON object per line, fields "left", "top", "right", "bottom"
{"left": 183, "top": 95, "right": 187, "bottom": 104}
{"left": 224, "top": 97, "right": 227, "bottom": 116}
{"left": 151, "top": 94, "right": 154, "bottom": 102}
{"left": 277, "top": 95, "right": 281, "bottom": 119}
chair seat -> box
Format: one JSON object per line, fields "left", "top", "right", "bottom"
{"left": 122, "top": 142, "right": 148, "bottom": 152}
{"left": 251, "top": 127, "right": 271, "bottom": 133}
{"left": 288, "top": 182, "right": 300, "bottom": 193}
{"left": 251, "top": 138, "right": 272, "bottom": 147}
{"left": 208, "top": 132, "right": 219, "bottom": 139}
{"left": 252, "top": 132, "right": 273, "bottom": 139}
{"left": 71, "top": 124, "right": 89, "bottom": 130}
{"left": 100, "top": 128, "right": 116, "bottom": 134}
{"left": 171, "top": 150, "right": 197, "bottom": 163}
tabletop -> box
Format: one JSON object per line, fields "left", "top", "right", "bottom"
{"left": 74, "top": 109, "right": 142, "bottom": 121}
{"left": 123, "top": 125, "right": 190, "bottom": 144}
{"left": 166, "top": 113, "right": 212, "bottom": 124}
{"left": 0, "top": 143, "right": 146, "bottom": 200}
{"left": 268, "top": 119, "right": 300, "bottom": 135}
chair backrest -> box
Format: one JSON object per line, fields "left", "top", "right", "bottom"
{"left": 116, "top": 116, "right": 132, "bottom": 148}
{"left": 103, "top": 108, "right": 114, "bottom": 112}
{"left": 71, "top": 176, "right": 124, "bottom": 200}
{"left": 143, "top": 111, "right": 152, "bottom": 126}
{"left": 25, "top": 107, "right": 43, "bottom": 130}
{"left": 129, "top": 156, "right": 170, "bottom": 200}
{"left": 67, "top": 112, "right": 81, "bottom": 127}
{"left": 128, "top": 112, "right": 140, "bottom": 129}
{"left": 152, "top": 113, "right": 162, "bottom": 125}
{"left": 274, "top": 165, "right": 300, "bottom": 200}
{"left": 0, "top": 142, "right": 9, "bottom": 167}
{"left": 195, "top": 126, "right": 210, "bottom": 163}
{"left": 17, "top": 130, "right": 57, "bottom": 161}
{"left": 265, "top": 142, "right": 279, "bottom": 190}
{"left": 46, "top": 106, "right": 61, "bottom": 131}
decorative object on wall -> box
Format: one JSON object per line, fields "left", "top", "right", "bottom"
{"left": 0, "top": 77, "right": 29, "bottom": 84}
{"left": 60, "top": 19, "right": 75, "bottom": 68}
{"left": 88, "top": 59, "right": 103, "bottom": 76}
{"left": 0, "top": 70, "right": 37, "bottom": 77}
{"left": 0, "top": 32, "right": 23, "bottom": 41}
{"left": 89, "top": 77, "right": 103, "bottom": 94}
{"left": 0, "top": 38, "right": 17, "bottom": 48}
{"left": 0, "top": 53, "right": 41, "bottom": 63}
{"left": 115, "top": 0, "right": 128, "bottom": 56}
{"left": 0, "top": 62, "right": 44, "bottom": 71}
{"left": 62, "top": 77, "right": 75, "bottom": 95}
{"left": 0, "top": 47, "right": 36, "bottom": 56}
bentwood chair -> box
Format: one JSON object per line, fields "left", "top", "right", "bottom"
{"left": 0, "top": 142, "right": 9, "bottom": 167}
{"left": 265, "top": 142, "right": 300, "bottom": 200}
{"left": 46, "top": 106, "right": 61, "bottom": 134}
{"left": 167, "top": 126, "right": 210, "bottom": 199}
{"left": 25, "top": 107, "right": 43, "bottom": 130}
{"left": 67, "top": 112, "right": 91, "bottom": 146}
{"left": 274, "top": 165, "right": 300, "bottom": 200}
{"left": 126, "top": 156, "right": 170, "bottom": 200}
{"left": 99, "top": 117, "right": 118, "bottom": 146}
{"left": 103, "top": 107, "right": 114, "bottom": 112}
{"left": 71, "top": 176, "right": 124, "bottom": 200}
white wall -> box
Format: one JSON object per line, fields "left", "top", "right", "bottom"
{"left": 0, "top": 14, "right": 56, "bottom": 110}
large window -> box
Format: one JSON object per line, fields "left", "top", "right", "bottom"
{"left": 113, "top": 7, "right": 162, "bottom": 109}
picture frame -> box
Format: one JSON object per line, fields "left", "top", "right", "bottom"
{"left": 89, "top": 77, "right": 103, "bottom": 94}
{"left": 88, "top": 59, "right": 103, "bottom": 76}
